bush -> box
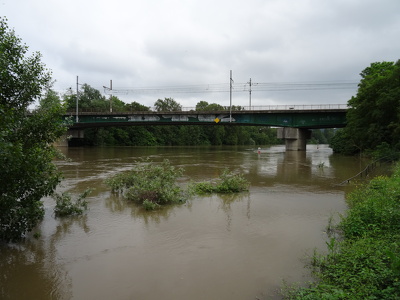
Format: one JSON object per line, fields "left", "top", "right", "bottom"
{"left": 105, "top": 159, "right": 187, "bottom": 210}
{"left": 190, "top": 169, "right": 249, "bottom": 194}
{"left": 53, "top": 189, "right": 91, "bottom": 217}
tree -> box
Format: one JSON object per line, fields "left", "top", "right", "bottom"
{"left": 63, "top": 83, "right": 107, "bottom": 112}
{"left": 0, "top": 18, "right": 68, "bottom": 241}
{"left": 154, "top": 97, "right": 182, "bottom": 112}
{"left": 195, "top": 101, "right": 224, "bottom": 111}
{"left": 331, "top": 60, "right": 400, "bottom": 154}
{"left": 127, "top": 101, "right": 150, "bottom": 112}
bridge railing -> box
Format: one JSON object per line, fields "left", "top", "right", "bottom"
{"left": 64, "top": 104, "right": 348, "bottom": 114}
{"left": 180, "top": 104, "right": 349, "bottom": 111}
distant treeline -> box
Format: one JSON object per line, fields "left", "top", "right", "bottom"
{"left": 82, "top": 125, "right": 279, "bottom": 146}
{"left": 79, "top": 125, "right": 334, "bottom": 147}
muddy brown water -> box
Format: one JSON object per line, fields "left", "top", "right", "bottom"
{"left": 1, "top": 145, "right": 375, "bottom": 299}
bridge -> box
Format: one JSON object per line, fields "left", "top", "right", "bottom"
{"left": 64, "top": 104, "right": 348, "bottom": 151}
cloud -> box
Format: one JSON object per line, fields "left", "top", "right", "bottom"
{"left": 3, "top": 0, "right": 400, "bottom": 107}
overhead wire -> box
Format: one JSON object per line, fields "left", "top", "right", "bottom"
{"left": 105, "top": 80, "right": 358, "bottom": 95}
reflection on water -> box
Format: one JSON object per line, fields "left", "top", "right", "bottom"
{"left": 1, "top": 145, "right": 376, "bottom": 299}
{"left": 0, "top": 237, "right": 72, "bottom": 300}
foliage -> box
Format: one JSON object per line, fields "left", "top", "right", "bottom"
{"left": 0, "top": 18, "right": 68, "bottom": 241}
{"left": 128, "top": 101, "right": 150, "bottom": 112}
{"left": 283, "top": 163, "right": 400, "bottom": 299}
{"left": 53, "top": 189, "right": 91, "bottom": 217}
{"left": 82, "top": 124, "right": 280, "bottom": 147}
{"left": 190, "top": 169, "right": 249, "bottom": 194}
{"left": 369, "top": 142, "right": 400, "bottom": 161}
{"left": 332, "top": 60, "right": 400, "bottom": 154}
{"left": 309, "top": 129, "right": 335, "bottom": 145}
{"left": 329, "top": 128, "right": 359, "bottom": 155}
{"left": 154, "top": 97, "right": 182, "bottom": 112}
{"left": 105, "top": 159, "right": 187, "bottom": 210}
{"left": 196, "top": 101, "right": 224, "bottom": 111}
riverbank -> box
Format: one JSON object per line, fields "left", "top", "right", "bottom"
{"left": 284, "top": 162, "right": 400, "bottom": 299}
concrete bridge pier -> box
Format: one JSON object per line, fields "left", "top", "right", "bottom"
{"left": 66, "top": 129, "right": 85, "bottom": 147}
{"left": 277, "top": 127, "right": 311, "bottom": 151}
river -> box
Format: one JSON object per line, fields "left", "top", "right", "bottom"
{"left": 1, "top": 145, "right": 374, "bottom": 299}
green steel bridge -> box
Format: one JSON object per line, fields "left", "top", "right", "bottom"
{"left": 65, "top": 104, "right": 347, "bottom": 130}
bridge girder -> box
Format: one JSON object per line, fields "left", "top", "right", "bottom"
{"left": 64, "top": 109, "right": 347, "bottom": 130}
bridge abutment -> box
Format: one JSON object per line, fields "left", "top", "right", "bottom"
{"left": 277, "top": 127, "right": 311, "bottom": 151}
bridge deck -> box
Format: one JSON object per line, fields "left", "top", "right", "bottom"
{"left": 64, "top": 106, "right": 347, "bottom": 129}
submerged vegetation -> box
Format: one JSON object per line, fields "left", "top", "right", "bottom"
{"left": 283, "top": 163, "right": 400, "bottom": 299}
{"left": 105, "top": 160, "right": 250, "bottom": 210}
{"left": 106, "top": 159, "right": 188, "bottom": 210}
{"left": 53, "top": 189, "right": 91, "bottom": 217}
{"left": 189, "top": 168, "right": 249, "bottom": 194}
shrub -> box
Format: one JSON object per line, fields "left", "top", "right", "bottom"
{"left": 216, "top": 169, "right": 249, "bottom": 193}
{"left": 190, "top": 169, "right": 249, "bottom": 194}
{"left": 53, "top": 189, "right": 91, "bottom": 217}
{"left": 105, "top": 159, "right": 187, "bottom": 209}
{"left": 283, "top": 162, "right": 400, "bottom": 299}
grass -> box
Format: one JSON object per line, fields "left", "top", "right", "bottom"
{"left": 283, "top": 163, "right": 400, "bottom": 299}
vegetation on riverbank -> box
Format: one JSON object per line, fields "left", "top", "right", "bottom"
{"left": 283, "top": 163, "right": 400, "bottom": 299}
{"left": 0, "top": 18, "right": 68, "bottom": 241}
{"left": 330, "top": 60, "right": 400, "bottom": 156}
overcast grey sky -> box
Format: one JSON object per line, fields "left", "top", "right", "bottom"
{"left": 3, "top": 0, "right": 400, "bottom": 108}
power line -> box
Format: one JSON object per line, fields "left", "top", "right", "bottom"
{"left": 105, "top": 80, "right": 358, "bottom": 95}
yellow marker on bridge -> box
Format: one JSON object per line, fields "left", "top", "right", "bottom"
{"left": 214, "top": 117, "right": 220, "bottom": 123}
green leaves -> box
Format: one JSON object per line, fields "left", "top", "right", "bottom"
{"left": 341, "top": 60, "right": 400, "bottom": 152}
{"left": 53, "top": 189, "right": 91, "bottom": 217}
{"left": 285, "top": 163, "right": 400, "bottom": 299}
{"left": 0, "top": 17, "right": 67, "bottom": 241}
{"left": 106, "top": 159, "right": 186, "bottom": 210}
{"left": 154, "top": 97, "right": 182, "bottom": 112}
{"left": 189, "top": 168, "right": 249, "bottom": 194}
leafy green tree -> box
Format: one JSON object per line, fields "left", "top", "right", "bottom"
{"left": 195, "top": 100, "right": 209, "bottom": 111}
{"left": 330, "top": 128, "right": 359, "bottom": 155}
{"left": 127, "top": 101, "right": 150, "bottom": 112}
{"left": 154, "top": 97, "right": 182, "bottom": 112}
{"left": 195, "top": 101, "right": 224, "bottom": 111}
{"left": 64, "top": 83, "right": 108, "bottom": 112}
{"left": 0, "top": 18, "right": 68, "bottom": 241}
{"left": 79, "top": 83, "right": 106, "bottom": 109}
{"left": 109, "top": 95, "right": 126, "bottom": 112}
{"left": 333, "top": 60, "right": 400, "bottom": 154}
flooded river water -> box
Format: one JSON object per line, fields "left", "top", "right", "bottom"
{"left": 1, "top": 145, "right": 373, "bottom": 299}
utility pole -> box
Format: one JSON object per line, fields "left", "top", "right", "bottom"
{"left": 246, "top": 78, "right": 257, "bottom": 110}
{"left": 248, "top": 78, "right": 252, "bottom": 110}
{"left": 230, "top": 70, "right": 233, "bottom": 122}
{"left": 76, "top": 76, "right": 79, "bottom": 123}
{"left": 109, "top": 80, "right": 113, "bottom": 112}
